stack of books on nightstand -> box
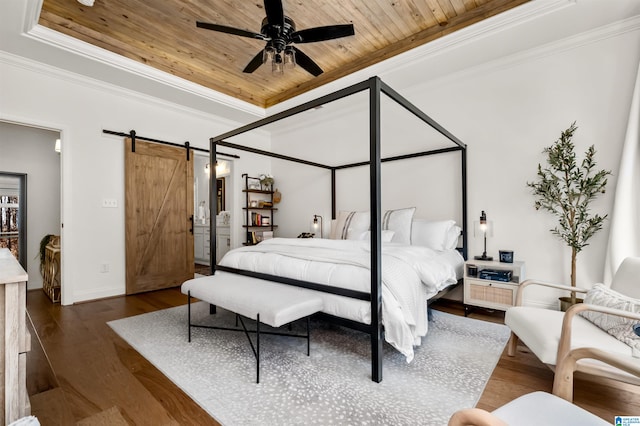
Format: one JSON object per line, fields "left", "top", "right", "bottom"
{"left": 478, "top": 269, "right": 512, "bottom": 282}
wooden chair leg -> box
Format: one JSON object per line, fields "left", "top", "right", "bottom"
{"left": 552, "top": 364, "right": 574, "bottom": 403}
{"left": 507, "top": 332, "right": 518, "bottom": 356}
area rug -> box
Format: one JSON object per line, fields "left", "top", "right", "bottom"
{"left": 108, "top": 303, "right": 510, "bottom": 425}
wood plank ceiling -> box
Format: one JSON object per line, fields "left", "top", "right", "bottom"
{"left": 38, "top": 0, "right": 529, "bottom": 108}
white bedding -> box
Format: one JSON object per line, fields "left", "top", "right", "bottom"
{"left": 217, "top": 237, "right": 463, "bottom": 362}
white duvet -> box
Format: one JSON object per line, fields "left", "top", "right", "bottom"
{"left": 218, "top": 237, "right": 462, "bottom": 362}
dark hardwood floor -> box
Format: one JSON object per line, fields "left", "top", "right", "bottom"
{"left": 194, "top": 263, "right": 212, "bottom": 276}
{"left": 26, "top": 288, "right": 639, "bottom": 425}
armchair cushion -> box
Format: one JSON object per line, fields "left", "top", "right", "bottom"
{"left": 491, "top": 391, "right": 610, "bottom": 426}
{"left": 581, "top": 284, "right": 640, "bottom": 357}
{"left": 505, "top": 307, "right": 634, "bottom": 365}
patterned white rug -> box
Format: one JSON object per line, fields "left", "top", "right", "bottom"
{"left": 108, "top": 302, "right": 510, "bottom": 425}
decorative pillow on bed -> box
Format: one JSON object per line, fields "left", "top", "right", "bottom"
{"left": 357, "top": 230, "right": 395, "bottom": 243}
{"left": 445, "top": 225, "right": 462, "bottom": 250}
{"left": 411, "top": 219, "right": 460, "bottom": 251}
{"left": 382, "top": 207, "right": 416, "bottom": 245}
{"left": 330, "top": 210, "right": 370, "bottom": 240}
{"left": 580, "top": 284, "right": 640, "bottom": 357}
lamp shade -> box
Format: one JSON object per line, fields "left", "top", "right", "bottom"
{"left": 473, "top": 219, "right": 493, "bottom": 237}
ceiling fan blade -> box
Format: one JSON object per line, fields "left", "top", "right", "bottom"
{"left": 292, "top": 24, "right": 355, "bottom": 43}
{"left": 196, "top": 21, "right": 267, "bottom": 41}
{"left": 243, "top": 50, "right": 265, "bottom": 73}
{"left": 292, "top": 47, "right": 323, "bottom": 77}
{"left": 263, "top": 0, "right": 285, "bottom": 28}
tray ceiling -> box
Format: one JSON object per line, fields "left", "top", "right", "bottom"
{"left": 38, "top": 0, "right": 529, "bottom": 108}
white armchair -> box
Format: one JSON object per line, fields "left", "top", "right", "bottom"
{"left": 504, "top": 257, "right": 640, "bottom": 397}
{"left": 448, "top": 345, "right": 640, "bottom": 426}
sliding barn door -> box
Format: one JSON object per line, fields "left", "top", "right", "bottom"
{"left": 125, "top": 138, "right": 194, "bottom": 294}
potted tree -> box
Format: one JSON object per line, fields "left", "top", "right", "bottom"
{"left": 527, "top": 122, "right": 611, "bottom": 310}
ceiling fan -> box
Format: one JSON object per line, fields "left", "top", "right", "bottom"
{"left": 196, "top": 0, "right": 355, "bottom": 76}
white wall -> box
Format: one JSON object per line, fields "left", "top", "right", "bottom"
{"left": 0, "top": 57, "right": 270, "bottom": 304}
{"left": 1, "top": 0, "right": 639, "bottom": 309}
{"left": 0, "top": 122, "right": 61, "bottom": 290}
{"left": 271, "top": 20, "right": 640, "bottom": 307}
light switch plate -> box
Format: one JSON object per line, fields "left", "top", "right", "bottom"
{"left": 102, "top": 198, "right": 117, "bottom": 208}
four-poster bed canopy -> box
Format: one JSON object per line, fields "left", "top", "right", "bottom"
{"left": 207, "top": 76, "right": 468, "bottom": 382}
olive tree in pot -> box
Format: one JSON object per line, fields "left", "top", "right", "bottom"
{"left": 527, "top": 122, "right": 611, "bottom": 310}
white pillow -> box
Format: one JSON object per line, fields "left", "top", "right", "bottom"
{"left": 330, "top": 210, "right": 370, "bottom": 240}
{"left": 357, "top": 230, "right": 395, "bottom": 243}
{"left": 382, "top": 207, "right": 416, "bottom": 245}
{"left": 411, "top": 219, "right": 458, "bottom": 251}
{"left": 445, "top": 225, "right": 462, "bottom": 250}
{"left": 580, "top": 284, "right": 640, "bottom": 357}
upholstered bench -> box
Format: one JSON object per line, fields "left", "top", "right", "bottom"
{"left": 181, "top": 271, "right": 323, "bottom": 383}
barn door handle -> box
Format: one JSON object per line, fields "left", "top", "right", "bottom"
{"left": 189, "top": 215, "right": 194, "bottom": 234}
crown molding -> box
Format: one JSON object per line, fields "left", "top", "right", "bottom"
{"left": 374, "top": 0, "right": 576, "bottom": 80}
{"left": 268, "top": 0, "right": 574, "bottom": 115}
{"left": 269, "top": 9, "right": 640, "bottom": 136}
{"left": 22, "top": 17, "right": 265, "bottom": 119}
{"left": 0, "top": 51, "right": 270, "bottom": 135}
{"left": 410, "top": 13, "right": 640, "bottom": 95}
{"left": 20, "top": 0, "right": 570, "bottom": 121}
{"left": 23, "top": 0, "right": 43, "bottom": 33}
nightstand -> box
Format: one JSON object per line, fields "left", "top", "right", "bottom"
{"left": 463, "top": 259, "right": 525, "bottom": 316}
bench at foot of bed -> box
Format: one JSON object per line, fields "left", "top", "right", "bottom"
{"left": 181, "top": 272, "right": 323, "bottom": 383}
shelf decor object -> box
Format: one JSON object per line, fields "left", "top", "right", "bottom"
{"left": 474, "top": 210, "right": 493, "bottom": 261}
{"left": 259, "top": 173, "right": 274, "bottom": 191}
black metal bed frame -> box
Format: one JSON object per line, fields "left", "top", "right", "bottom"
{"left": 209, "top": 76, "right": 467, "bottom": 383}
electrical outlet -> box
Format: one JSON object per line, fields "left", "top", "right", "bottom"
{"left": 102, "top": 198, "right": 117, "bottom": 208}
{"left": 100, "top": 263, "right": 110, "bottom": 273}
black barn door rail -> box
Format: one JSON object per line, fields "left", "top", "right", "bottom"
{"left": 102, "top": 129, "right": 240, "bottom": 160}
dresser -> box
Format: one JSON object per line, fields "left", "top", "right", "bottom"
{"left": 0, "top": 248, "right": 31, "bottom": 423}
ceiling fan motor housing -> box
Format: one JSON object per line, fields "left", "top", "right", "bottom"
{"left": 196, "top": 0, "right": 354, "bottom": 77}
{"left": 261, "top": 16, "right": 296, "bottom": 52}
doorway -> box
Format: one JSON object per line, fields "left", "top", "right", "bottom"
{"left": 0, "top": 121, "right": 61, "bottom": 294}
{"left": 193, "top": 154, "right": 232, "bottom": 274}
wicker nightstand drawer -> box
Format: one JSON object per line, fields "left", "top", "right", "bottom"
{"left": 467, "top": 280, "right": 514, "bottom": 308}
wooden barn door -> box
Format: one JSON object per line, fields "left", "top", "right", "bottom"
{"left": 125, "top": 138, "right": 194, "bottom": 294}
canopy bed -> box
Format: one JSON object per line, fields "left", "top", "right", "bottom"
{"left": 193, "top": 76, "right": 467, "bottom": 383}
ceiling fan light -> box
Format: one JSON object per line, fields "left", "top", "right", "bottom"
{"left": 263, "top": 46, "right": 276, "bottom": 64}
{"left": 284, "top": 48, "right": 296, "bottom": 69}
{"left": 272, "top": 53, "right": 284, "bottom": 74}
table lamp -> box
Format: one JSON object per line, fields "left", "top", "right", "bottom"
{"left": 474, "top": 210, "right": 493, "bottom": 261}
{"left": 312, "top": 215, "right": 323, "bottom": 238}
